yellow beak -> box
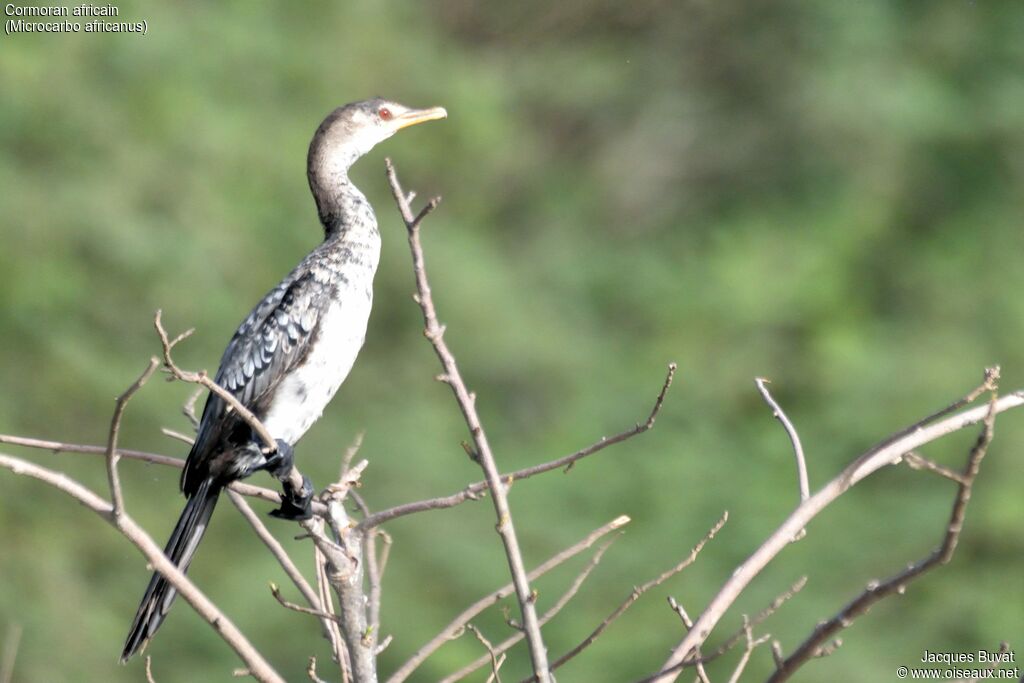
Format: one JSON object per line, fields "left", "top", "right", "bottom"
{"left": 395, "top": 106, "right": 448, "bottom": 130}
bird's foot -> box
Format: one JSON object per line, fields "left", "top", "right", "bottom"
{"left": 263, "top": 439, "right": 296, "bottom": 480}
{"left": 269, "top": 474, "right": 315, "bottom": 520}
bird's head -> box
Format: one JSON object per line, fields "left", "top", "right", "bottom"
{"left": 309, "top": 98, "right": 447, "bottom": 175}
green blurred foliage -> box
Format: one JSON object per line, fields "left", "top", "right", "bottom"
{"left": 2, "top": 1, "right": 1023, "bottom": 681}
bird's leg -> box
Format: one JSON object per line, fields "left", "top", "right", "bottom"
{"left": 265, "top": 439, "right": 314, "bottom": 520}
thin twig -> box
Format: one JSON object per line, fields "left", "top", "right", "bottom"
{"left": 649, "top": 371, "right": 1017, "bottom": 683}
{"left": 666, "top": 599, "right": 710, "bottom": 683}
{"left": 270, "top": 583, "right": 343, "bottom": 623}
{"left": 153, "top": 310, "right": 308, "bottom": 497}
{"left": 387, "top": 159, "right": 551, "bottom": 681}
{"left": 307, "top": 657, "right": 329, "bottom": 683}
{"left": 755, "top": 378, "right": 809, "bottom": 504}
{"left": 465, "top": 625, "right": 505, "bottom": 683}
{"left": 447, "top": 538, "right": 618, "bottom": 683}
{"left": 182, "top": 386, "right": 204, "bottom": 431}
{"left": 226, "top": 490, "right": 342, "bottom": 658}
{"left": 389, "top": 515, "right": 630, "bottom": 683}
{"left": 0, "top": 432, "right": 329, "bottom": 516}
{"left": 0, "top": 452, "right": 284, "bottom": 683}
{"left": 144, "top": 656, "right": 157, "bottom": 683}
{"left": 544, "top": 512, "right": 728, "bottom": 676}
{"left": 726, "top": 617, "right": 770, "bottom": 683}
{"left": 359, "top": 363, "right": 677, "bottom": 531}
{"left": 105, "top": 357, "right": 160, "bottom": 516}
{"left": 902, "top": 451, "right": 966, "bottom": 484}
{"left": 767, "top": 388, "right": 1001, "bottom": 682}
{"left": 161, "top": 427, "right": 197, "bottom": 446}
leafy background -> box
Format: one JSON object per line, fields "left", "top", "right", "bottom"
{"left": 1, "top": 1, "right": 1022, "bottom": 681}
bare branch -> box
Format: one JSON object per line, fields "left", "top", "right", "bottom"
{"left": 0, "top": 452, "right": 283, "bottom": 683}
{"left": 389, "top": 515, "right": 630, "bottom": 683}
{"left": 359, "top": 362, "right": 677, "bottom": 532}
{"left": 465, "top": 625, "right": 505, "bottom": 683}
{"left": 105, "top": 357, "right": 160, "bottom": 516}
{"left": 153, "top": 310, "right": 308, "bottom": 498}
{"left": 755, "top": 377, "right": 809, "bottom": 504}
{"left": 0, "top": 433, "right": 184, "bottom": 467}
{"left": 299, "top": 473, "right": 374, "bottom": 683}
{"left": 902, "top": 451, "right": 966, "bottom": 484}
{"left": 307, "top": 657, "right": 329, "bottom": 683}
{"left": 182, "top": 386, "right": 204, "bottom": 431}
{"left": 726, "top": 617, "right": 770, "bottom": 683}
{"left": 0, "top": 432, "right": 329, "bottom": 516}
{"left": 666, "top": 599, "right": 710, "bottom": 683}
{"left": 226, "top": 490, "right": 341, "bottom": 658}
{"left": 386, "top": 159, "right": 551, "bottom": 681}
{"left": 767, "top": 390, "right": 1000, "bottom": 682}
{"left": 446, "top": 538, "right": 618, "bottom": 683}
{"left": 650, "top": 373, "right": 1019, "bottom": 683}
{"left": 269, "top": 582, "right": 342, "bottom": 623}
{"left": 546, "top": 511, "right": 728, "bottom": 676}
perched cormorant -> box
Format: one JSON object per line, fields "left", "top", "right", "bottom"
{"left": 121, "top": 98, "right": 447, "bottom": 661}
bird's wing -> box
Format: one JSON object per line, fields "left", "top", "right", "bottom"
{"left": 182, "top": 268, "right": 329, "bottom": 493}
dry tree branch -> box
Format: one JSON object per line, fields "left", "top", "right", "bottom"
{"left": 666, "top": 599, "right": 710, "bottom": 683}
{"left": 307, "top": 657, "right": 330, "bottom": 683}
{"left": 269, "top": 583, "right": 343, "bottom": 623}
{"left": 755, "top": 378, "right": 809, "bottom": 504}
{"left": 445, "top": 538, "right": 618, "bottom": 683}
{"left": 296, "top": 463, "right": 374, "bottom": 683}
{"left": 648, "top": 370, "right": 1020, "bottom": 683}
{"left": 0, "top": 432, "right": 322, "bottom": 513}
{"left": 153, "top": 310, "right": 310, "bottom": 498}
{"left": 0, "top": 452, "right": 283, "bottom": 683}
{"left": 766, "top": 388, "right": 1001, "bottom": 682}
{"left": 725, "top": 617, "right": 770, "bottom": 683}
{"left": 388, "top": 515, "right": 630, "bottom": 683}
{"left": 386, "top": 159, "right": 551, "bottom": 681}
{"left": 359, "top": 363, "right": 676, "bottom": 531}
{"left": 105, "top": 357, "right": 160, "bottom": 515}
{"left": 538, "top": 511, "right": 727, "bottom": 680}
{"left": 464, "top": 625, "right": 505, "bottom": 683}
{"left": 639, "top": 574, "right": 807, "bottom": 683}
{"left": 226, "top": 490, "right": 344, "bottom": 662}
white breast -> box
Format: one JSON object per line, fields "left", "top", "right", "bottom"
{"left": 261, "top": 287, "right": 373, "bottom": 445}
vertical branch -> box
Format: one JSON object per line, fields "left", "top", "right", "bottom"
{"left": 105, "top": 357, "right": 159, "bottom": 515}
{"left": 755, "top": 378, "right": 809, "bottom": 504}
{"left": 386, "top": 159, "right": 552, "bottom": 681}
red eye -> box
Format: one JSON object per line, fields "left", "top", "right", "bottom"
{"left": 378, "top": 107, "right": 393, "bottom": 121}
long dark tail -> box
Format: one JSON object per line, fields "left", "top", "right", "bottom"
{"left": 121, "top": 478, "right": 221, "bottom": 661}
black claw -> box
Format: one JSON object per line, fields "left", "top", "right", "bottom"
{"left": 269, "top": 474, "right": 314, "bottom": 521}
{"left": 264, "top": 439, "right": 296, "bottom": 480}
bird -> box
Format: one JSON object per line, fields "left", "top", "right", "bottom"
{"left": 120, "top": 98, "right": 447, "bottom": 661}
